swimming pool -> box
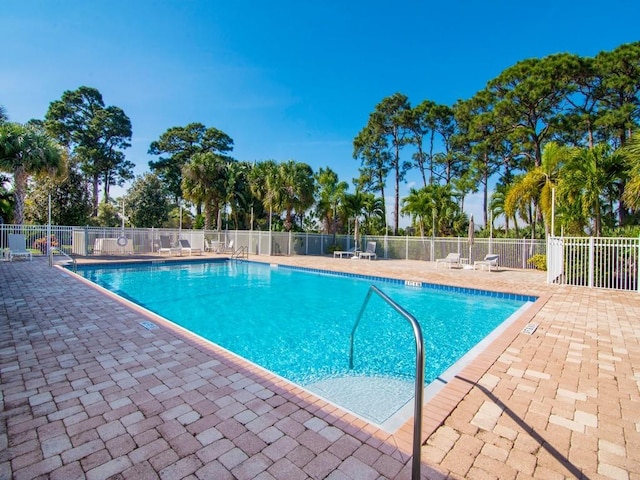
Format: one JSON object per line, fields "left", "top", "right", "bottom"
{"left": 75, "top": 260, "right": 534, "bottom": 429}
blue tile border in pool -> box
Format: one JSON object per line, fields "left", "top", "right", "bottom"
{"left": 257, "top": 261, "right": 538, "bottom": 303}
{"left": 73, "top": 258, "right": 537, "bottom": 303}
{"left": 73, "top": 257, "right": 228, "bottom": 271}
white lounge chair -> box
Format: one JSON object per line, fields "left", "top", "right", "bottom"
{"left": 435, "top": 252, "right": 460, "bottom": 269}
{"left": 333, "top": 247, "right": 357, "bottom": 258}
{"left": 474, "top": 254, "right": 500, "bottom": 271}
{"left": 357, "top": 241, "right": 377, "bottom": 260}
{"left": 221, "top": 240, "right": 234, "bottom": 254}
{"left": 8, "top": 234, "right": 33, "bottom": 261}
{"left": 179, "top": 239, "right": 202, "bottom": 256}
{"left": 158, "top": 235, "right": 180, "bottom": 256}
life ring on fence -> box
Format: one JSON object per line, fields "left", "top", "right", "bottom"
{"left": 117, "top": 236, "right": 128, "bottom": 247}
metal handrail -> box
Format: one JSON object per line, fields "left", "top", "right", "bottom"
{"left": 349, "top": 285, "right": 424, "bottom": 480}
{"left": 50, "top": 247, "right": 77, "bottom": 272}
{"left": 231, "top": 246, "right": 248, "bottom": 260}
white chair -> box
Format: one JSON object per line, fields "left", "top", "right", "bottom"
{"left": 221, "top": 239, "right": 234, "bottom": 254}
{"left": 474, "top": 254, "right": 500, "bottom": 271}
{"left": 158, "top": 235, "right": 180, "bottom": 256}
{"left": 357, "top": 242, "right": 377, "bottom": 260}
{"left": 178, "top": 239, "right": 202, "bottom": 256}
{"left": 435, "top": 252, "right": 460, "bottom": 269}
{"left": 8, "top": 234, "right": 33, "bottom": 261}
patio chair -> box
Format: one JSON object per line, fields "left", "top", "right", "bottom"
{"left": 333, "top": 246, "right": 357, "bottom": 258}
{"left": 221, "top": 239, "right": 234, "bottom": 254}
{"left": 357, "top": 241, "right": 377, "bottom": 260}
{"left": 179, "top": 239, "right": 202, "bottom": 256}
{"left": 474, "top": 254, "right": 500, "bottom": 271}
{"left": 158, "top": 235, "right": 180, "bottom": 256}
{"left": 435, "top": 252, "right": 461, "bottom": 269}
{"left": 8, "top": 234, "right": 33, "bottom": 261}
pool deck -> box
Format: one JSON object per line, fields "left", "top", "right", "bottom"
{"left": 0, "top": 253, "right": 638, "bottom": 479}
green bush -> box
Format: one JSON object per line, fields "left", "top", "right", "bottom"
{"left": 527, "top": 254, "right": 547, "bottom": 271}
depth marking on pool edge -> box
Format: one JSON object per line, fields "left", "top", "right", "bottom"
{"left": 140, "top": 321, "right": 159, "bottom": 330}
{"left": 521, "top": 322, "right": 539, "bottom": 335}
{"left": 404, "top": 280, "right": 422, "bottom": 288}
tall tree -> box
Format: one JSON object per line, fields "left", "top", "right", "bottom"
{"left": 488, "top": 54, "right": 577, "bottom": 169}
{"left": 353, "top": 123, "right": 390, "bottom": 213}
{"left": 405, "top": 99, "right": 436, "bottom": 186}
{"left": 355, "top": 93, "right": 411, "bottom": 235}
{"left": 25, "top": 158, "right": 92, "bottom": 226}
{"left": 125, "top": 173, "right": 170, "bottom": 227}
{"left": 594, "top": 42, "right": 640, "bottom": 148}
{"left": 45, "top": 86, "right": 133, "bottom": 214}
{"left": 454, "top": 92, "right": 510, "bottom": 226}
{"left": 148, "top": 123, "right": 234, "bottom": 203}
{"left": 0, "top": 122, "right": 62, "bottom": 224}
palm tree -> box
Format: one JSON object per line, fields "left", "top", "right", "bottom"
{"left": 621, "top": 133, "right": 640, "bottom": 211}
{"left": 249, "top": 160, "right": 280, "bottom": 230}
{"left": 505, "top": 142, "right": 569, "bottom": 236}
{"left": 0, "top": 105, "right": 8, "bottom": 124}
{"left": 559, "top": 143, "right": 623, "bottom": 236}
{"left": 401, "top": 188, "right": 431, "bottom": 236}
{"left": 0, "top": 122, "right": 63, "bottom": 224}
{"left": 315, "top": 167, "right": 348, "bottom": 235}
{"left": 401, "top": 183, "right": 462, "bottom": 236}
{"left": 224, "top": 161, "right": 252, "bottom": 229}
{"left": 181, "top": 152, "right": 226, "bottom": 230}
{"left": 341, "top": 189, "right": 371, "bottom": 248}
{"left": 490, "top": 182, "right": 518, "bottom": 236}
{"left": 277, "top": 160, "right": 315, "bottom": 231}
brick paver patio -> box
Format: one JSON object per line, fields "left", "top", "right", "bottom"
{"left": 1, "top": 254, "right": 639, "bottom": 479}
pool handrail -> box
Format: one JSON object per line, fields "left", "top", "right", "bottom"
{"left": 349, "top": 284, "right": 424, "bottom": 480}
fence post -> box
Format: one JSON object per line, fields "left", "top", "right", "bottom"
{"left": 588, "top": 237, "right": 595, "bottom": 288}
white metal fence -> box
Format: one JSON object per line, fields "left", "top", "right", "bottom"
{"left": 547, "top": 236, "right": 640, "bottom": 291}
{"left": 1, "top": 223, "right": 545, "bottom": 269}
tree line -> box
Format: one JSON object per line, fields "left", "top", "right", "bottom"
{"left": 1, "top": 41, "right": 639, "bottom": 239}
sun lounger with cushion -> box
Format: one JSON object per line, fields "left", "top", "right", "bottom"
{"left": 474, "top": 254, "right": 500, "bottom": 271}
{"left": 178, "top": 239, "right": 202, "bottom": 256}
{"left": 8, "top": 234, "right": 33, "bottom": 261}
{"left": 357, "top": 241, "right": 377, "bottom": 260}
{"left": 334, "top": 247, "right": 357, "bottom": 258}
{"left": 435, "top": 252, "right": 460, "bottom": 268}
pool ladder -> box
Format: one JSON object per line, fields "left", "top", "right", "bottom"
{"left": 49, "top": 247, "right": 77, "bottom": 272}
{"left": 349, "top": 285, "right": 424, "bottom": 480}
{"left": 231, "top": 246, "right": 248, "bottom": 261}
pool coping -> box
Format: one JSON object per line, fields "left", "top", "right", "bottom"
{"left": 65, "top": 258, "right": 549, "bottom": 451}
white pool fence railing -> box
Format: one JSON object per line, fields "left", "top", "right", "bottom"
{"left": 2, "top": 224, "right": 638, "bottom": 291}
{"left": 547, "top": 235, "right": 640, "bottom": 292}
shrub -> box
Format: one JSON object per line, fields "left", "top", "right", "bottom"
{"left": 527, "top": 254, "right": 547, "bottom": 271}
{"left": 32, "top": 235, "right": 58, "bottom": 253}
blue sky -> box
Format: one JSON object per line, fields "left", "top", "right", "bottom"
{"left": 2, "top": 0, "right": 639, "bottom": 226}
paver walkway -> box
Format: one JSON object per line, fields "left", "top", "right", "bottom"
{"left": 1, "top": 255, "right": 639, "bottom": 479}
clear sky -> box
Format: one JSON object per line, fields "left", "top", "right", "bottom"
{"left": 2, "top": 0, "right": 639, "bottom": 226}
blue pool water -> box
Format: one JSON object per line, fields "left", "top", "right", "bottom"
{"left": 76, "top": 260, "right": 534, "bottom": 427}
